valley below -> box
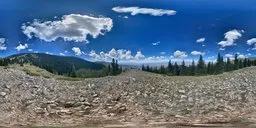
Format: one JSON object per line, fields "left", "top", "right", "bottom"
{"left": 0, "top": 66, "right": 256, "bottom": 128}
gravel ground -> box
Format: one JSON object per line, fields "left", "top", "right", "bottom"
{"left": 0, "top": 66, "right": 256, "bottom": 127}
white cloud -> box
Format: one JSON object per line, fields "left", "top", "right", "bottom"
{"left": 219, "top": 47, "right": 225, "bottom": 51}
{"left": 59, "top": 53, "right": 65, "bottom": 56}
{"left": 22, "top": 14, "right": 113, "bottom": 43}
{"left": 0, "top": 38, "right": 7, "bottom": 51}
{"left": 117, "top": 49, "right": 134, "bottom": 60}
{"left": 108, "top": 48, "right": 118, "bottom": 58}
{"left": 28, "top": 49, "right": 33, "bottom": 52}
{"left": 225, "top": 54, "right": 233, "bottom": 58}
{"left": 152, "top": 41, "right": 160, "bottom": 46}
{"left": 89, "top": 50, "right": 101, "bottom": 60}
{"left": 123, "top": 16, "right": 129, "bottom": 19}
{"left": 218, "top": 29, "right": 243, "bottom": 47}
{"left": 247, "top": 38, "right": 256, "bottom": 50}
{"left": 89, "top": 48, "right": 136, "bottom": 61}
{"left": 135, "top": 51, "right": 145, "bottom": 60}
{"left": 196, "top": 38, "right": 205, "bottom": 43}
{"left": 45, "top": 52, "right": 53, "bottom": 55}
{"left": 112, "top": 7, "right": 177, "bottom": 16}
{"left": 247, "top": 38, "right": 256, "bottom": 45}
{"left": 173, "top": 50, "right": 188, "bottom": 58}
{"left": 238, "top": 54, "right": 245, "bottom": 59}
{"left": 72, "top": 47, "right": 83, "bottom": 56}
{"left": 207, "top": 56, "right": 215, "bottom": 60}
{"left": 15, "top": 43, "right": 28, "bottom": 51}
{"left": 191, "top": 51, "right": 205, "bottom": 56}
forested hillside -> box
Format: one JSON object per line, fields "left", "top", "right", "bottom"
{"left": 0, "top": 53, "right": 122, "bottom": 78}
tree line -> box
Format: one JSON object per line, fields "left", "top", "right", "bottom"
{"left": 142, "top": 53, "right": 256, "bottom": 76}
{"left": 0, "top": 57, "right": 122, "bottom": 78}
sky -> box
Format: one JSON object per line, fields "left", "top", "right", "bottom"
{"left": 0, "top": 0, "right": 256, "bottom": 64}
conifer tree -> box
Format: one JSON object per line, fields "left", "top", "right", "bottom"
{"left": 190, "top": 60, "right": 196, "bottom": 76}
{"left": 160, "top": 65, "right": 166, "bottom": 74}
{"left": 207, "top": 62, "right": 211, "bottom": 74}
{"left": 167, "top": 60, "right": 174, "bottom": 74}
{"left": 146, "top": 65, "right": 150, "bottom": 72}
{"left": 174, "top": 62, "right": 180, "bottom": 76}
{"left": 215, "top": 53, "right": 224, "bottom": 74}
{"left": 243, "top": 58, "right": 248, "bottom": 68}
{"left": 225, "top": 57, "right": 232, "bottom": 72}
{"left": 180, "top": 60, "right": 186, "bottom": 75}
{"left": 196, "top": 55, "right": 205, "bottom": 75}
{"left": 142, "top": 65, "right": 145, "bottom": 71}
{"left": 111, "top": 58, "right": 116, "bottom": 75}
{"left": 239, "top": 59, "right": 243, "bottom": 69}
{"left": 234, "top": 54, "right": 239, "bottom": 70}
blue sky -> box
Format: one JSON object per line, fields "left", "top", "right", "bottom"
{"left": 0, "top": 0, "right": 256, "bottom": 64}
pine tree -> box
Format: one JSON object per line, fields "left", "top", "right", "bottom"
{"left": 167, "top": 60, "right": 173, "bottom": 74}
{"left": 174, "top": 62, "right": 180, "bottom": 76}
{"left": 243, "top": 58, "right": 248, "bottom": 68}
{"left": 180, "top": 60, "right": 186, "bottom": 75}
{"left": 207, "top": 62, "right": 211, "bottom": 74}
{"left": 190, "top": 60, "right": 196, "bottom": 76}
{"left": 234, "top": 54, "right": 239, "bottom": 70}
{"left": 142, "top": 65, "right": 145, "bottom": 71}
{"left": 115, "top": 60, "right": 119, "bottom": 71}
{"left": 239, "top": 60, "right": 243, "bottom": 69}
{"left": 196, "top": 55, "right": 205, "bottom": 75}
{"left": 215, "top": 53, "right": 224, "bottom": 74}
{"left": 146, "top": 65, "right": 150, "bottom": 72}
{"left": 225, "top": 57, "right": 232, "bottom": 72}
{"left": 160, "top": 65, "right": 166, "bottom": 74}
{"left": 111, "top": 58, "right": 116, "bottom": 75}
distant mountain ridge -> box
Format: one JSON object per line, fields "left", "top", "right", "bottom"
{"left": 0, "top": 53, "right": 106, "bottom": 77}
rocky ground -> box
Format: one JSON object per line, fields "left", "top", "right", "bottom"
{"left": 0, "top": 66, "right": 256, "bottom": 127}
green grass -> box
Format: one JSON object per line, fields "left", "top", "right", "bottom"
{"left": 8, "top": 64, "right": 84, "bottom": 81}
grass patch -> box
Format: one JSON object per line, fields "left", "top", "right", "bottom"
{"left": 8, "top": 64, "right": 84, "bottom": 81}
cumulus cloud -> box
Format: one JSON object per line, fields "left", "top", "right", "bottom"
{"left": 72, "top": 47, "right": 83, "bottom": 56}
{"left": 218, "top": 29, "right": 243, "bottom": 47}
{"left": 15, "top": 43, "right": 28, "bottom": 51}
{"left": 135, "top": 51, "right": 145, "bottom": 60}
{"left": 59, "top": 53, "right": 65, "bottom": 56}
{"left": 247, "top": 38, "right": 256, "bottom": 45}
{"left": 219, "top": 47, "right": 225, "bottom": 51}
{"left": 22, "top": 14, "right": 113, "bottom": 43}
{"left": 247, "top": 38, "right": 256, "bottom": 50}
{"left": 152, "top": 41, "right": 160, "bottom": 46}
{"left": 238, "top": 54, "right": 245, "bottom": 59}
{"left": 112, "top": 7, "right": 177, "bottom": 16}
{"left": 225, "top": 54, "right": 233, "bottom": 58}
{"left": 191, "top": 51, "right": 205, "bottom": 56}
{"left": 89, "top": 48, "right": 137, "bottom": 61}
{"left": 0, "top": 38, "right": 7, "bottom": 50}
{"left": 89, "top": 50, "right": 101, "bottom": 60}
{"left": 173, "top": 50, "right": 188, "bottom": 58}
{"left": 196, "top": 38, "right": 205, "bottom": 43}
